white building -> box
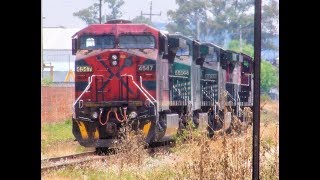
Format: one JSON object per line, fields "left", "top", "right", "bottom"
{"left": 42, "top": 27, "right": 81, "bottom": 82}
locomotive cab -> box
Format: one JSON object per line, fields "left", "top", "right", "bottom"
{"left": 199, "top": 43, "right": 220, "bottom": 110}
{"left": 239, "top": 53, "right": 254, "bottom": 107}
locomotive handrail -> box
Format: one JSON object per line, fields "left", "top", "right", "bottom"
{"left": 168, "top": 75, "right": 188, "bottom": 79}
{"left": 225, "top": 90, "right": 236, "bottom": 103}
{"left": 139, "top": 76, "right": 157, "bottom": 102}
{"left": 200, "top": 79, "right": 216, "bottom": 82}
{"left": 237, "top": 92, "right": 241, "bottom": 117}
{"left": 120, "top": 74, "right": 155, "bottom": 106}
{"left": 169, "top": 75, "right": 189, "bottom": 100}
{"left": 201, "top": 88, "right": 213, "bottom": 100}
{"left": 172, "top": 85, "right": 182, "bottom": 96}
{"left": 72, "top": 75, "right": 103, "bottom": 118}
{"left": 225, "top": 82, "right": 241, "bottom": 85}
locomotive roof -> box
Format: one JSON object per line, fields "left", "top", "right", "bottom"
{"left": 168, "top": 34, "right": 194, "bottom": 43}
{"left": 104, "top": 19, "right": 132, "bottom": 24}
{"left": 168, "top": 34, "right": 202, "bottom": 48}
{"left": 225, "top": 49, "right": 240, "bottom": 55}
{"left": 72, "top": 23, "right": 160, "bottom": 38}
{"left": 201, "top": 42, "right": 224, "bottom": 50}
{"left": 240, "top": 52, "right": 253, "bottom": 60}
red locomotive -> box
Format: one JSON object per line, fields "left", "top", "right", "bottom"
{"left": 71, "top": 20, "right": 174, "bottom": 147}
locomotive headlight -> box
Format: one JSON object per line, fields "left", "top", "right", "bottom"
{"left": 111, "top": 54, "right": 118, "bottom": 60}
{"left": 129, "top": 111, "right": 138, "bottom": 119}
{"left": 111, "top": 54, "right": 118, "bottom": 66}
{"left": 111, "top": 60, "right": 118, "bottom": 66}
{"left": 91, "top": 111, "right": 98, "bottom": 119}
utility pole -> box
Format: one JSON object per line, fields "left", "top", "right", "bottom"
{"left": 41, "top": 9, "right": 43, "bottom": 78}
{"left": 239, "top": 24, "right": 242, "bottom": 53}
{"left": 196, "top": 18, "right": 200, "bottom": 40}
{"left": 253, "top": 0, "right": 261, "bottom": 179}
{"left": 99, "top": 0, "right": 102, "bottom": 24}
{"left": 41, "top": 0, "right": 45, "bottom": 78}
{"left": 141, "top": 1, "right": 161, "bottom": 22}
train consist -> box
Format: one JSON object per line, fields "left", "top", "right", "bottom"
{"left": 71, "top": 19, "right": 253, "bottom": 148}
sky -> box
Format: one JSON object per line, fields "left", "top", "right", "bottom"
{"left": 42, "top": 0, "right": 178, "bottom": 28}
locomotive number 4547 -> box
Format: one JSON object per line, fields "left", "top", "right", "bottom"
{"left": 138, "top": 65, "right": 154, "bottom": 71}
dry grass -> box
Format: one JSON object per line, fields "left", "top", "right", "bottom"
{"left": 41, "top": 141, "right": 94, "bottom": 159}
{"left": 261, "top": 100, "right": 279, "bottom": 124}
{"left": 41, "top": 119, "right": 94, "bottom": 159}
{"left": 42, "top": 101, "right": 279, "bottom": 179}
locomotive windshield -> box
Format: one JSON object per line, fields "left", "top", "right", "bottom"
{"left": 176, "top": 45, "right": 190, "bottom": 56}
{"left": 205, "top": 52, "right": 218, "bottom": 62}
{"left": 242, "top": 60, "right": 250, "bottom": 72}
{"left": 119, "top": 35, "right": 155, "bottom": 49}
{"left": 79, "top": 35, "right": 115, "bottom": 50}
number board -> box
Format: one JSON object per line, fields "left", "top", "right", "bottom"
{"left": 76, "top": 66, "right": 92, "bottom": 72}
{"left": 175, "top": 70, "right": 189, "bottom": 76}
{"left": 138, "top": 64, "right": 155, "bottom": 71}
{"left": 204, "top": 73, "right": 217, "bottom": 79}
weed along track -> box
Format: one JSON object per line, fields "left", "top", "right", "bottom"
{"left": 41, "top": 119, "right": 278, "bottom": 179}
{"left": 41, "top": 141, "right": 173, "bottom": 173}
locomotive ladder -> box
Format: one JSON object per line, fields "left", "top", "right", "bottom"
{"left": 200, "top": 79, "right": 216, "bottom": 106}
{"left": 169, "top": 75, "right": 189, "bottom": 106}
{"left": 224, "top": 87, "right": 242, "bottom": 117}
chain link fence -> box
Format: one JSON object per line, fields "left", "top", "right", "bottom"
{"left": 41, "top": 49, "right": 76, "bottom": 123}
{"left": 42, "top": 50, "right": 75, "bottom": 82}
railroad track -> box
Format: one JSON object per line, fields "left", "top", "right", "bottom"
{"left": 41, "top": 151, "right": 107, "bottom": 172}
{"left": 42, "top": 151, "right": 96, "bottom": 163}
{"left": 41, "top": 141, "right": 174, "bottom": 173}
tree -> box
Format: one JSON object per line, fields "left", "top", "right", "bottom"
{"left": 227, "top": 39, "right": 254, "bottom": 57}
{"left": 131, "top": 16, "right": 154, "bottom": 26}
{"left": 166, "top": 0, "right": 209, "bottom": 39}
{"left": 167, "top": 0, "right": 255, "bottom": 46}
{"left": 209, "top": 0, "right": 254, "bottom": 45}
{"left": 73, "top": 0, "right": 125, "bottom": 24}
{"left": 261, "top": 60, "right": 278, "bottom": 93}
{"left": 73, "top": 3, "right": 101, "bottom": 24}
{"left": 262, "top": 0, "right": 279, "bottom": 51}
{"left": 166, "top": 0, "right": 278, "bottom": 51}
{"left": 105, "top": 0, "right": 125, "bottom": 20}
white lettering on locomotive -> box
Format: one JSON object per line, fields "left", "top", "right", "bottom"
{"left": 76, "top": 66, "right": 93, "bottom": 72}
{"left": 175, "top": 70, "right": 189, "bottom": 76}
{"left": 205, "top": 74, "right": 217, "bottom": 79}
{"left": 138, "top": 65, "right": 154, "bottom": 71}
